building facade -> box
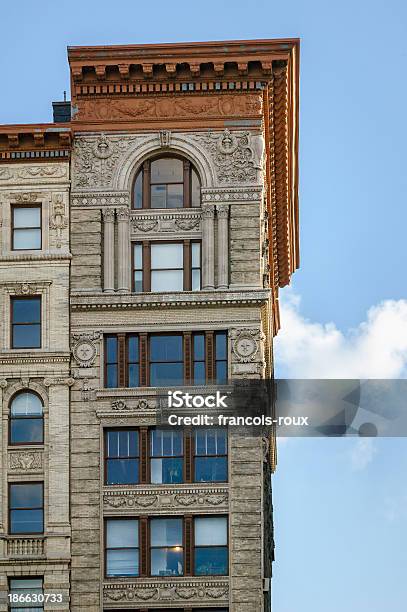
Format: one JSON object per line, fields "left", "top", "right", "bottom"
{"left": 0, "top": 39, "right": 299, "bottom": 612}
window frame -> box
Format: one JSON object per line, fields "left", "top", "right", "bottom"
{"left": 193, "top": 428, "right": 228, "bottom": 484}
{"left": 193, "top": 515, "right": 229, "bottom": 577}
{"left": 8, "top": 481, "right": 44, "bottom": 535}
{"left": 11, "top": 203, "right": 42, "bottom": 251}
{"left": 8, "top": 390, "right": 44, "bottom": 447}
{"left": 149, "top": 516, "right": 185, "bottom": 577}
{"left": 104, "top": 517, "right": 140, "bottom": 578}
{"left": 10, "top": 295, "right": 42, "bottom": 350}
{"left": 132, "top": 155, "right": 201, "bottom": 210}
{"left": 103, "top": 331, "right": 228, "bottom": 388}
{"left": 149, "top": 428, "right": 184, "bottom": 485}
{"left": 104, "top": 428, "right": 140, "bottom": 486}
{"left": 131, "top": 240, "right": 201, "bottom": 293}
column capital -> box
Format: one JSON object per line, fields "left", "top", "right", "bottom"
{"left": 116, "top": 206, "right": 130, "bottom": 222}
{"left": 216, "top": 203, "right": 229, "bottom": 219}
{"left": 201, "top": 205, "right": 215, "bottom": 219}
{"left": 102, "top": 207, "right": 115, "bottom": 222}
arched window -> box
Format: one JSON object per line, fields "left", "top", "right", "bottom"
{"left": 9, "top": 391, "right": 44, "bottom": 445}
{"left": 133, "top": 156, "right": 201, "bottom": 209}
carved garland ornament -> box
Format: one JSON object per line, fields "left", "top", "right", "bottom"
{"left": 9, "top": 451, "right": 43, "bottom": 472}
{"left": 104, "top": 582, "right": 228, "bottom": 602}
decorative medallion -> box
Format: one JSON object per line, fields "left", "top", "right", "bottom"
{"left": 231, "top": 328, "right": 259, "bottom": 362}
{"left": 72, "top": 340, "right": 97, "bottom": 367}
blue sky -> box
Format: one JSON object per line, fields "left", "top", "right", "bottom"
{"left": 1, "top": 1, "right": 406, "bottom": 610}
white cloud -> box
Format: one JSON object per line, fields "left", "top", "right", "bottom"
{"left": 349, "top": 438, "right": 377, "bottom": 471}
{"left": 274, "top": 291, "right": 407, "bottom": 378}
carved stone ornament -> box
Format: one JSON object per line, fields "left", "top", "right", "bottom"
{"left": 15, "top": 283, "right": 37, "bottom": 295}
{"left": 9, "top": 451, "right": 43, "bottom": 472}
{"left": 202, "top": 186, "right": 263, "bottom": 202}
{"left": 194, "top": 129, "right": 261, "bottom": 184}
{"left": 72, "top": 340, "right": 97, "bottom": 368}
{"left": 159, "top": 130, "right": 171, "bottom": 147}
{"left": 133, "top": 219, "right": 158, "bottom": 232}
{"left": 81, "top": 378, "right": 95, "bottom": 402}
{"left": 73, "top": 134, "right": 138, "bottom": 188}
{"left": 50, "top": 193, "right": 68, "bottom": 247}
{"left": 230, "top": 328, "right": 260, "bottom": 362}
{"left": 13, "top": 192, "right": 38, "bottom": 203}
{"left": 0, "top": 165, "right": 68, "bottom": 184}
{"left": 104, "top": 581, "right": 228, "bottom": 603}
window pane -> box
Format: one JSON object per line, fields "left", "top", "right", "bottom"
{"left": 151, "top": 429, "right": 182, "bottom": 457}
{"left": 9, "top": 577, "right": 43, "bottom": 610}
{"left": 194, "top": 457, "right": 227, "bottom": 483}
{"left": 106, "top": 549, "right": 139, "bottom": 577}
{"left": 107, "top": 520, "right": 138, "bottom": 548}
{"left": 151, "top": 244, "right": 183, "bottom": 269}
{"left": 150, "top": 363, "right": 183, "bottom": 387}
{"left": 151, "top": 548, "right": 183, "bottom": 576}
{"left": 151, "top": 518, "right": 182, "bottom": 546}
{"left": 105, "top": 337, "right": 117, "bottom": 363}
{"left": 195, "top": 517, "right": 227, "bottom": 546}
{"left": 10, "top": 483, "right": 43, "bottom": 508}
{"left": 106, "top": 459, "right": 139, "bottom": 485}
{"left": 216, "top": 361, "right": 227, "bottom": 384}
{"left": 191, "top": 242, "right": 200, "bottom": 267}
{"left": 13, "top": 228, "right": 41, "bottom": 250}
{"left": 128, "top": 364, "right": 139, "bottom": 387}
{"left": 194, "top": 546, "right": 228, "bottom": 575}
{"left": 106, "top": 365, "right": 118, "bottom": 388}
{"left": 151, "top": 158, "right": 183, "bottom": 183}
{"left": 133, "top": 244, "right": 142, "bottom": 268}
{"left": 12, "top": 298, "right": 41, "bottom": 324}
{"left": 191, "top": 169, "right": 201, "bottom": 207}
{"left": 107, "top": 431, "right": 119, "bottom": 457}
{"left": 193, "top": 362, "right": 206, "bottom": 384}
{"left": 215, "top": 332, "right": 227, "bottom": 359}
{"left": 13, "top": 325, "right": 41, "bottom": 349}
{"left": 192, "top": 269, "right": 201, "bottom": 291}
{"left": 11, "top": 392, "right": 43, "bottom": 416}
{"left": 10, "top": 418, "right": 43, "bottom": 445}
{"left": 167, "top": 183, "right": 184, "bottom": 208}
{"left": 10, "top": 509, "right": 43, "bottom": 533}
{"left": 133, "top": 172, "right": 143, "bottom": 209}
{"left": 150, "top": 458, "right": 183, "bottom": 484}
{"left": 134, "top": 271, "right": 143, "bottom": 293}
{"left": 151, "top": 270, "right": 183, "bottom": 292}
{"left": 193, "top": 334, "right": 205, "bottom": 360}
{"left": 151, "top": 184, "right": 167, "bottom": 208}
{"left": 13, "top": 207, "right": 41, "bottom": 227}
{"left": 128, "top": 336, "right": 139, "bottom": 362}
{"left": 150, "top": 335, "right": 183, "bottom": 361}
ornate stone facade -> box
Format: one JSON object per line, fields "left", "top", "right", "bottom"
{"left": 0, "top": 37, "right": 299, "bottom": 612}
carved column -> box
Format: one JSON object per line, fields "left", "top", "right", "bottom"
{"left": 202, "top": 205, "right": 215, "bottom": 290}
{"left": 102, "top": 208, "right": 115, "bottom": 293}
{"left": 116, "top": 207, "right": 131, "bottom": 293}
{"left": 216, "top": 204, "right": 229, "bottom": 289}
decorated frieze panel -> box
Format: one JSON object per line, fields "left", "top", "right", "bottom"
{"left": 0, "top": 163, "right": 69, "bottom": 186}
{"left": 103, "top": 578, "right": 229, "bottom": 605}
{"left": 8, "top": 450, "right": 44, "bottom": 473}
{"left": 73, "top": 92, "right": 262, "bottom": 124}
{"left": 202, "top": 186, "right": 263, "bottom": 203}
{"left": 130, "top": 211, "right": 202, "bottom": 238}
{"left": 71, "top": 191, "right": 130, "bottom": 207}
{"left": 193, "top": 129, "right": 264, "bottom": 185}
{"left": 103, "top": 486, "right": 228, "bottom": 513}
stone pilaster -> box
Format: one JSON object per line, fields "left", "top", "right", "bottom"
{"left": 216, "top": 204, "right": 229, "bottom": 289}
{"left": 116, "top": 207, "right": 130, "bottom": 294}
{"left": 201, "top": 205, "right": 215, "bottom": 290}
{"left": 102, "top": 208, "right": 115, "bottom": 293}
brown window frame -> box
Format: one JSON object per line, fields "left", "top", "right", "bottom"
{"left": 11, "top": 203, "right": 42, "bottom": 251}
{"left": 131, "top": 240, "right": 201, "bottom": 293}
{"left": 8, "top": 390, "right": 44, "bottom": 447}
{"left": 103, "top": 331, "right": 227, "bottom": 389}
{"left": 104, "top": 428, "right": 140, "bottom": 486}
{"left": 132, "top": 155, "right": 201, "bottom": 210}
{"left": 193, "top": 428, "right": 228, "bottom": 484}
{"left": 193, "top": 515, "right": 229, "bottom": 577}
{"left": 10, "top": 295, "right": 42, "bottom": 350}
{"left": 103, "top": 515, "right": 229, "bottom": 580}
{"left": 149, "top": 427, "right": 184, "bottom": 485}
{"left": 104, "top": 517, "right": 140, "bottom": 578}
{"left": 104, "top": 426, "right": 227, "bottom": 486}
{"left": 8, "top": 481, "right": 44, "bottom": 535}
